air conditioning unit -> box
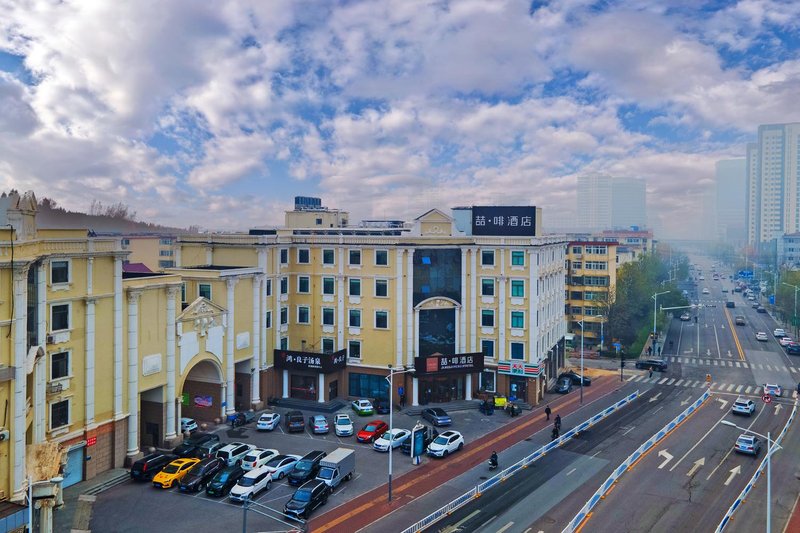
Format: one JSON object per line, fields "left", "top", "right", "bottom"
{"left": 46, "top": 334, "right": 55, "bottom": 345}
{"left": 0, "top": 428, "right": 9, "bottom": 441}
{"left": 47, "top": 382, "right": 63, "bottom": 395}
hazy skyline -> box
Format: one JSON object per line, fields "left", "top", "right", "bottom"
{"left": 1, "top": 1, "right": 799, "bottom": 237}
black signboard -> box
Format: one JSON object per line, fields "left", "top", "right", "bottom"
{"left": 273, "top": 349, "right": 347, "bottom": 374}
{"left": 471, "top": 206, "right": 536, "bottom": 236}
{"left": 414, "top": 353, "right": 484, "bottom": 375}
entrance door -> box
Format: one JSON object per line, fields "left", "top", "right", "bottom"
{"left": 63, "top": 447, "right": 85, "bottom": 488}
{"left": 145, "top": 422, "right": 160, "bottom": 448}
{"left": 328, "top": 380, "right": 338, "bottom": 400}
{"left": 510, "top": 378, "right": 527, "bottom": 402}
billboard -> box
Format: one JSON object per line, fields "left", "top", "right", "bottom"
{"left": 413, "top": 353, "right": 484, "bottom": 375}
{"left": 471, "top": 206, "right": 536, "bottom": 237}
{"left": 274, "top": 349, "right": 347, "bottom": 374}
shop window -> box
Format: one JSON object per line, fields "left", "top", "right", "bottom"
{"left": 348, "top": 340, "right": 361, "bottom": 359}
{"left": 51, "top": 304, "right": 70, "bottom": 332}
{"left": 375, "top": 249, "right": 388, "bottom": 266}
{"left": 481, "top": 309, "right": 494, "bottom": 328}
{"left": 322, "top": 277, "right": 335, "bottom": 295}
{"left": 50, "top": 399, "right": 69, "bottom": 430}
{"left": 511, "top": 311, "right": 525, "bottom": 329}
{"left": 481, "top": 339, "right": 494, "bottom": 358}
{"left": 323, "top": 249, "right": 335, "bottom": 265}
{"left": 481, "top": 278, "right": 494, "bottom": 296}
{"left": 297, "top": 306, "right": 310, "bottom": 324}
{"left": 349, "top": 249, "right": 361, "bottom": 266}
{"left": 349, "top": 309, "right": 361, "bottom": 328}
{"left": 511, "top": 280, "right": 525, "bottom": 298}
{"left": 322, "top": 338, "right": 335, "bottom": 353}
{"left": 297, "top": 248, "right": 310, "bottom": 264}
{"left": 375, "top": 279, "right": 388, "bottom": 297}
{"left": 322, "top": 307, "right": 335, "bottom": 326}
{"left": 280, "top": 337, "right": 288, "bottom": 349}
{"left": 265, "top": 278, "right": 272, "bottom": 296}
{"left": 375, "top": 310, "right": 388, "bottom": 329}
{"left": 280, "top": 277, "right": 288, "bottom": 295}
{"left": 297, "top": 276, "right": 310, "bottom": 294}
{"left": 481, "top": 249, "right": 495, "bottom": 266}
{"left": 280, "top": 307, "right": 288, "bottom": 325}
{"left": 290, "top": 374, "right": 317, "bottom": 401}
{"left": 511, "top": 251, "right": 525, "bottom": 266}
{"left": 199, "top": 283, "right": 212, "bottom": 300}
{"left": 51, "top": 351, "right": 69, "bottom": 380}
{"left": 265, "top": 311, "right": 272, "bottom": 329}
{"left": 348, "top": 372, "right": 389, "bottom": 398}
{"left": 510, "top": 342, "right": 525, "bottom": 360}
{"left": 480, "top": 371, "right": 496, "bottom": 393}
{"left": 349, "top": 278, "right": 361, "bottom": 296}
{"left": 51, "top": 260, "right": 70, "bottom": 284}
{"left": 280, "top": 248, "right": 288, "bottom": 264}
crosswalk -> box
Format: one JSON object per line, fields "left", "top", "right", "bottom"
{"left": 626, "top": 373, "right": 800, "bottom": 397}
{"left": 663, "top": 355, "right": 799, "bottom": 374}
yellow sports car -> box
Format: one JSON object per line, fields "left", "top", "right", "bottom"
{"left": 152, "top": 458, "right": 200, "bottom": 489}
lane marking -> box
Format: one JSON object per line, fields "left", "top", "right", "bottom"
{"left": 705, "top": 404, "right": 765, "bottom": 481}
{"left": 566, "top": 468, "right": 577, "bottom": 476}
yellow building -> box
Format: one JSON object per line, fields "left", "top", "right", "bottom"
{"left": 119, "top": 234, "right": 177, "bottom": 270}
{"left": 565, "top": 241, "right": 618, "bottom": 349}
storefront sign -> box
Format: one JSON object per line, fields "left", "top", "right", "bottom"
{"left": 414, "top": 353, "right": 484, "bottom": 375}
{"left": 472, "top": 206, "right": 536, "bottom": 237}
{"left": 497, "top": 360, "right": 542, "bottom": 377}
{"left": 194, "top": 395, "right": 213, "bottom": 408}
{"left": 274, "top": 349, "right": 347, "bottom": 374}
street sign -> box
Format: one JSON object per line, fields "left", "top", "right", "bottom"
{"left": 769, "top": 295, "right": 775, "bottom": 305}
{"left": 762, "top": 394, "right": 772, "bottom": 404}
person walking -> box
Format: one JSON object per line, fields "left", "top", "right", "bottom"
{"left": 649, "top": 368, "right": 653, "bottom": 379}
{"left": 551, "top": 426, "right": 559, "bottom": 441}
{"left": 554, "top": 414, "right": 561, "bottom": 432}
{"left": 545, "top": 405, "right": 552, "bottom": 421}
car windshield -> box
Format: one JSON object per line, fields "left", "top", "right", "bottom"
{"left": 294, "top": 490, "right": 312, "bottom": 502}
{"left": 364, "top": 424, "right": 378, "bottom": 431}
{"left": 188, "top": 463, "right": 205, "bottom": 475}
{"left": 317, "top": 468, "right": 333, "bottom": 480}
{"left": 266, "top": 457, "right": 285, "bottom": 467}
{"left": 432, "top": 409, "right": 446, "bottom": 416}
{"left": 238, "top": 477, "right": 255, "bottom": 487}
{"left": 294, "top": 460, "right": 313, "bottom": 471}
{"left": 162, "top": 464, "right": 179, "bottom": 474}
{"left": 214, "top": 471, "right": 230, "bottom": 482}
{"left": 336, "top": 418, "right": 350, "bottom": 425}
{"left": 433, "top": 436, "right": 448, "bottom": 445}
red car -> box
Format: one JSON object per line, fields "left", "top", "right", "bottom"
{"left": 357, "top": 420, "right": 389, "bottom": 443}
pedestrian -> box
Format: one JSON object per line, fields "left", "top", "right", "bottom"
{"left": 555, "top": 414, "right": 561, "bottom": 431}
{"left": 647, "top": 346, "right": 652, "bottom": 356}
{"left": 400, "top": 394, "right": 406, "bottom": 409}
{"left": 649, "top": 368, "right": 653, "bottom": 379}
{"left": 551, "top": 426, "right": 559, "bottom": 441}
{"left": 545, "top": 405, "right": 552, "bottom": 421}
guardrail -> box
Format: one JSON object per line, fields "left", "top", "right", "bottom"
{"left": 562, "top": 389, "right": 711, "bottom": 533}
{"left": 715, "top": 397, "right": 798, "bottom": 532}
{"left": 399, "top": 390, "right": 641, "bottom": 533}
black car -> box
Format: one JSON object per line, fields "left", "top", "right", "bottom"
{"left": 559, "top": 370, "right": 591, "bottom": 386}
{"left": 421, "top": 407, "right": 452, "bottom": 427}
{"left": 230, "top": 410, "right": 257, "bottom": 427}
{"left": 173, "top": 433, "right": 220, "bottom": 458}
{"left": 372, "top": 398, "right": 390, "bottom": 414}
{"left": 192, "top": 440, "right": 224, "bottom": 460}
{"left": 284, "top": 480, "right": 330, "bottom": 519}
{"left": 554, "top": 376, "right": 572, "bottom": 394}
{"left": 635, "top": 359, "right": 668, "bottom": 372}
{"left": 757, "top": 306, "right": 767, "bottom": 313}
{"left": 130, "top": 453, "right": 177, "bottom": 481}
{"left": 288, "top": 450, "right": 327, "bottom": 486}
{"left": 205, "top": 465, "right": 245, "bottom": 497}
{"left": 285, "top": 410, "right": 305, "bottom": 432}
{"left": 179, "top": 457, "right": 224, "bottom": 492}
{"left": 401, "top": 426, "right": 439, "bottom": 455}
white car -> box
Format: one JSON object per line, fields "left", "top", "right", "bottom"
{"left": 702, "top": 288, "right": 710, "bottom": 294}
{"left": 180, "top": 417, "right": 198, "bottom": 433}
{"left": 262, "top": 454, "right": 301, "bottom": 480}
{"left": 779, "top": 336, "right": 794, "bottom": 347}
{"left": 755, "top": 331, "right": 768, "bottom": 341}
{"left": 764, "top": 384, "right": 783, "bottom": 397}
{"left": 240, "top": 448, "right": 279, "bottom": 472}
{"left": 774, "top": 328, "right": 786, "bottom": 338}
{"left": 373, "top": 428, "right": 411, "bottom": 452}
{"left": 731, "top": 398, "right": 756, "bottom": 416}
{"left": 229, "top": 466, "right": 272, "bottom": 502}
{"left": 334, "top": 414, "right": 354, "bottom": 437}
{"left": 426, "top": 430, "right": 465, "bottom": 458}
{"left": 256, "top": 412, "right": 280, "bottom": 431}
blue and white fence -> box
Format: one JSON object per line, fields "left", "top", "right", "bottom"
{"left": 562, "top": 389, "right": 711, "bottom": 533}
{"left": 400, "top": 390, "right": 641, "bottom": 533}
{"left": 715, "top": 398, "right": 798, "bottom": 532}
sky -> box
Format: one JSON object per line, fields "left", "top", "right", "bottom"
{"left": 1, "top": 0, "right": 799, "bottom": 238}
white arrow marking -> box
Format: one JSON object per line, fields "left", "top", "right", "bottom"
{"left": 686, "top": 457, "right": 705, "bottom": 476}
{"left": 706, "top": 349, "right": 712, "bottom": 356}
{"left": 717, "top": 398, "right": 728, "bottom": 410}
{"left": 724, "top": 465, "right": 742, "bottom": 486}
{"left": 681, "top": 397, "right": 691, "bottom": 406}
{"left": 658, "top": 449, "right": 674, "bottom": 469}
{"left": 727, "top": 350, "right": 732, "bottom": 357}
{"left": 721, "top": 324, "right": 725, "bottom": 329}
{"left": 649, "top": 392, "right": 663, "bottom": 403}
{"left": 684, "top": 349, "right": 694, "bottom": 354}
{"left": 775, "top": 404, "right": 783, "bottom": 414}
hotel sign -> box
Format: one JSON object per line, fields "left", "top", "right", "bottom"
{"left": 274, "top": 349, "right": 347, "bottom": 374}
{"left": 472, "top": 206, "right": 536, "bottom": 237}
{"left": 414, "top": 353, "right": 484, "bottom": 375}
{"left": 497, "top": 360, "right": 542, "bottom": 377}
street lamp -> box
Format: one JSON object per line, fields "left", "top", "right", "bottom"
{"left": 720, "top": 420, "right": 781, "bottom": 533}
{"left": 28, "top": 475, "right": 63, "bottom": 533}
{"left": 386, "top": 364, "right": 412, "bottom": 503}
{"left": 577, "top": 320, "right": 585, "bottom": 405}
{"left": 652, "top": 291, "right": 670, "bottom": 355}
{"left": 781, "top": 282, "right": 800, "bottom": 337}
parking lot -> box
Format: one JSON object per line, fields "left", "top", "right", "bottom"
{"left": 86, "top": 402, "right": 525, "bottom": 532}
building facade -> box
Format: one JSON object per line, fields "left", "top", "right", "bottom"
{"left": 576, "top": 175, "right": 647, "bottom": 232}
{"left": 715, "top": 159, "right": 747, "bottom": 244}
{"left": 565, "top": 241, "right": 618, "bottom": 349}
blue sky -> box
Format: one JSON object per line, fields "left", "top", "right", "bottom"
{"left": 1, "top": 0, "right": 799, "bottom": 238}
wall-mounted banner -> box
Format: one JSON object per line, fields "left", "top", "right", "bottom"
{"left": 497, "top": 360, "right": 542, "bottom": 377}
{"left": 471, "top": 206, "right": 536, "bottom": 237}
{"left": 414, "top": 353, "right": 484, "bottom": 375}
{"left": 274, "top": 349, "right": 347, "bottom": 374}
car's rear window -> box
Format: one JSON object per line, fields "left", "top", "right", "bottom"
{"left": 217, "top": 452, "right": 230, "bottom": 460}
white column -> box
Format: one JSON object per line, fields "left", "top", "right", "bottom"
{"left": 220, "top": 383, "right": 227, "bottom": 419}
{"left": 258, "top": 251, "right": 268, "bottom": 369}
{"left": 412, "top": 376, "right": 419, "bottom": 406}
{"left": 530, "top": 251, "right": 539, "bottom": 365}
{"left": 405, "top": 249, "right": 414, "bottom": 366}
{"left": 282, "top": 370, "right": 289, "bottom": 398}
{"left": 113, "top": 257, "right": 124, "bottom": 418}
{"left": 126, "top": 289, "right": 142, "bottom": 458}
{"left": 275, "top": 248, "right": 282, "bottom": 357}
{"left": 85, "top": 297, "right": 96, "bottom": 427}
{"left": 165, "top": 287, "right": 179, "bottom": 440}
{"left": 34, "top": 262, "right": 46, "bottom": 443}
{"left": 251, "top": 275, "right": 262, "bottom": 405}
{"left": 470, "top": 248, "right": 477, "bottom": 351}
{"left": 12, "top": 267, "right": 27, "bottom": 498}
{"left": 318, "top": 373, "right": 325, "bottom": 403}
{"left": 174, "top": 244, "right": 182, "bottom": 267}
{"left": 225, "top": 278, "right": 238, "bottom": 415}
{"left": 337, "top": 246, "right": 345, "bottom": 348}
{"left": 175, "top": 398, "right": 182, "bottom": 437}
{"left": 205, "top": 245, "right": 213, "bottom": 265}
{"left": 498, "top": 249, "right": 507, "bottom": 360}
{"left": 460, "top": 247, "right": 467, "bottom": 353}
{"left": 395, "top": 249, "right": 404, "bottom": 368}
{"left": 413, "top": 309, "right": 419, "bottom": 359}
{"left": 465, "top": 374, "right": 472, "bottom": 400}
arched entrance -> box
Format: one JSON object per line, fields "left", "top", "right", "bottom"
{"left": 180, "top": 358, "right": 224, "bottom": 424}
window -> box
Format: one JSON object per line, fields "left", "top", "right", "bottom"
{"left": 280, "top": 249, "right": 288, "bottom": 264}
{"left": 199, "top": 283, "right": 212, "bottom": 300}
{"left": 510, "top": 342, "right": 525, "bottom": 360}
{"left": 511, "top": 311, "right": 525, "bottom": 328}
{"left": 585, "top": 261, "right": 607, "bottom": 270}
{"left": 585, "top": 245, "right": 607, "bottom": 254}
{"left": 369, "top": 279, "right": 387, "bottom": 298}
{"left": 511, "top": 279, "right": 525, "bottom": 297}
{"left": 159, "top": 250, "right": 173, "bottom": 256}
{"left": 297, "top": 306, "right": 310, "bottom": 324}
{"left": 349, "top": 249, "right": 361, "bottom": 266}
{"left": 265, "top": 279, "right": 272, "bottom": 296}
{"left": 160, "top": 238, "right": 173, "bottom": 245}
{"left": 50, "top": 399, "right": 69, "bottom": 430}
{"left": 571, "top": 246, "right": 582, "bottom": 254}
{"left": 349, "top": 309, "right": 361, "bottom": 327}
{"left": 481, "top": 309, "right": 495, "bottom": 327}
{"left": 51, "top": 260, "right": 69, "bottom": 284}
{"left": 572, "top": 261, "right": 582, "bottom": 269}
{"left": 481, "top": 339, "right": 495, "bottom": 358}
{"left": 280, "top": 307, "right": 288, "bottom": 325}
{"left": 297, "top": 248, "right": 310, "bottom": 264}
{"left": 181, "top": 283, "right": 186, "bottom": 303}
{"left": 51, "top": 351, "right": 69, "bottom": 380}
{"left": 570, "top": 306, "right": 582, "bottom": 314}
{"left": 322, "top": 277, "right": 335, "bottom": 295}
{"left": 121, "top": 238, "right": 130, "bottom": 246}
{"left": 349, "top": 278, "right": 361, "bottom": 296}
{"left": 481, "top": 278, "right": 495, "bottom": 296}
{"left": 297, "top": 276, "right": 310, "bottom": 294}
{"left": 280, "top": 337, "right": 288, "bottom": 350}
{"left": 265, "top": 311, "right": 272, "bottom": 329}
{"left": 570, "top": 291, "right": 583, "bottom": 300}
{"left": 375, "top": 310, "right": 388, "bottom": 329}
{"left": 158, "top": 260, "right": 175, "bottom": 268}
{"left": 316, "top": 218, "right": 323, "bottom": 225}
{"left": 480, "top": 371, "right": 496, "bottom": 393}
{"left": 375, "top": 249, "right": 388, "bottom": 266}
{"left": 323, "top": 249, "right": 335, "bottom": 265}
{"left": 321, "top": 338, "right": 334, "bottom": 353}
{"left": 348, "top": 340, "right": 361, "bottom": 359}
{"left": 280, "top": 277, "right": 288, "bottom": 295}
{"left": 322, "top": 307, "right": 335, "bottom": 326}
{"left": 51, "top": 304, "right": 69, "bottom": 331}
{"left": 481, "top": 249, "right": 495, "bottom": 266}
{"left": 511, "top": 251, "right": 525, "bottom": 266}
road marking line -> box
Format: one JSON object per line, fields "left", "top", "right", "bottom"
{"left": 745, "top": 386, "right": 752, "bottom": 394}
{"left": 451, "top": 510, "right": 481, "bottom": 530}
{"left": 736, "top": 385, "right": 743, "bottom": 393}
{"left": 791, "top": 367, "right": 798, "bottom": 373}
{"left": 658, "top": 378, "right": 668, "bottom": 384}
{"left": 743, "top": 362, "right": 749, "bottom": 368}
{"left": 622, "top": 426, "right": 636, "bottom": 436}
{"left": 706, "top": 406, "right": 766, "bottom": 480}
{"left": 754, "top": 387, "right": 761, "bottom": 394}
{"left": 667, "top": 378, "right": 675, "bottom": 385}
{"left": 566, "top": 468, "right": 577, "bottom": 476}
{"left": 675, "top": 380, "right": 684, "bottom": 386}
{"left": 713, "top": 360, "right": 718, "bottom": 366}
{"left": 726, "top": 384, "right": 735, "bottom": 392}
{"left": 766, "top": 364, "right": 773, "bottom": 371}
{"left": 735, "top": 362, "right": 741, "bottom": 368}
{"left": 627, "top": 375, "right": 637, "bottom": 382}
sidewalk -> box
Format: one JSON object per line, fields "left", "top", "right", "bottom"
{"left": 54, "top": 468, "right": 129, "bottom": 533}
{"left": 308, "top": 376, "right": 623, "bottom": 533}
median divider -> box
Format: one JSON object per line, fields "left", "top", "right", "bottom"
{"left": 714, "top": 397, "right": 798, "bottom": 532}
{"left": 399, "top": 390, "right": 641, "bottom": 533}
{"left": 562, "top": 389, "right": 711, "bottom": 533}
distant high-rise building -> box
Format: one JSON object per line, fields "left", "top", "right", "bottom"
{"left": 576, "top": 175, "right": 646, "bottom": 232}
{"left": 611, "top": 177, "right": 647, "bottom": 229}
{"left": 715, "top": 159, "right": 746, "bottom": 244}
{"left": 747, "top": 123, "right": 800, "bottom": 247}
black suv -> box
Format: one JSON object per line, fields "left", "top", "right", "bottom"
{"left": 130, "top": 453, "right": 177, "bottom": 481}
{"left": 205, "top": 465, "right": 245, "bottom": 497}
{"left": 288, "top": 451, "right": 327, "bottom": 486}
{"left": 285, "top": 410, "right": 305, "bottom": 432}
{"left": 635, "top": 358, "right": 668, "bottom": 372}
{"left": 179, "top": 457, "right": 224, "bottom": 492}
{"left": 173, "top": 432, "right": 220, "bottom": 458}
{"left": 401, "top": 426, "right": 438, "bottom": 455}
{"left": 284, "top": 480, "right": 330, "bottom": 519}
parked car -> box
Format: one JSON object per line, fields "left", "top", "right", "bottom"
{"left": 774, "top": 328, "right": 787, "bottom": 338}
{"left": 192, "top": 440, "right": 224, "bottom": 460}
{"left": 284, "top": 479, "right": 331, "bottom": 519}
{"left": 725, "top": 301, "right": 735, "bottom": 308}
{"left": 178, "top": 457, "right": 224, "bottom": 492}
{"left": 680, "top": 313, "right": 690, "bottom": 321}
{"left": 421, "top": 407, "right": 452, "bottom": 427}
{"left": 351, "top": 399, "right": 374, "bottom": 416}
{"left": 230, "top": 410, "right": 257, "bottom": 427}
{"left": 229, "top": 466, "right": 272, "bottom": 502}
{"left": 427, "top": 430, "right": 465, "bottom": 458}
{"left": 554, "top": 376, "right": 572, "bottom": 394}
{"left": 256, "top": 412, "right": 280, "bottom": 431}
{"left": 734, "top": 434, "right": 761, "bottom": 456}
{"left": 372, "top": 398, "right": 391, "bottom": 414}
{"left": 334, "top": 413, "right": 354, "bottom": 437}
{"left": 216, "top": 442, "right": 256, "bottom": 467}
{"left": 180, "top": 417, "right": 198, "bottom": 433}
{"left": 635, "top": 359, "right": 668, "bottom": 371}
{"left": 130, "top": 452, "right": 177, "bottom": 481}
{"left": 240, "top": 448, "right": 279, "bottom": 472}
{"left": 263, "top": 454, "right": 302, "bottom": 480}
{"left": 152, "top": 458, "right": 200, "bottom": 489}
{"left": 205, "top": 464, "right": 245, "bottom": 497}
{"left": 734, "top": 315, "right": 746, "bottom": 326}
{"left": 787, "top": 342, "right": 800, "bottom": 355}
{"left": 357, "top": 420, "right": 389, "bottom": 443}
{"left": 308, "top": 415, "right": 330, "bottom": 434}
{"left": 401, "top": 425, "right": 439, "bottom": 455}
{"left": 757, "top": 306, "right": 767, "bottom": 313}
{"left": 172, "top": 433, "right": 220, "bottom": 458}
{"left": 373, "top": 428, "right": 411, "bottom": 452}
{"left": 559, "top": 370, "right": 591, "bottom": 386}
{"left": 288, "top": 451, "right": 327, "bottom": 486}
{"left": 285, "top": 410, "right": 305, "bottom": 432}
{"left": 779, "top": 337, "right": 794, "bottom": 347}
{"left": 764, "top": 383, "right": 782, "bottom": 397}
{"left": 755, "top": 331, "right": 769, "bottom": 341}
{"left": 731, "top": 398, "right": 756, "bottom": 416}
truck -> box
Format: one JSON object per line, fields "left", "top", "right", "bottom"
{"left": 315, "top": 447, "right": 355, "bottom": 489}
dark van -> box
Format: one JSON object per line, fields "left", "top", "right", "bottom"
{"left": 288, "top": 451, "right": 327, "bottom": 486}
{"left": 130, "top": 452, "right": 177, "bottom": 481}
{"left": 635, "top": 358, "right": 668, "bottom": 372}
{"left": 286, "top": 410, "right": 305, "bottom": 432}
{"left": 284, "top": 480, "right": 331, "bottom": 519}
